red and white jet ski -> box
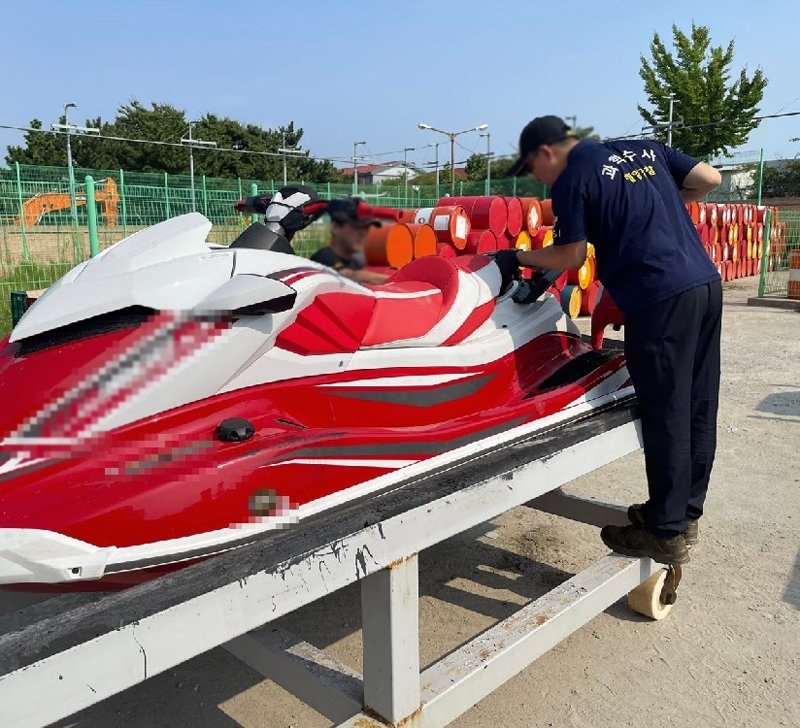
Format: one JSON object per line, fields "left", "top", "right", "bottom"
{"left": 0, "top": 187, "right": 631, "bottom": 588}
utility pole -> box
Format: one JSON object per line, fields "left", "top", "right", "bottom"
{"left": 51, "top": 103, "right": 100, "bottom": 257}
{"left": 479, "top": 131, "right": 491, "bottom": 195}
{"left": 667, "top": 94, "right": 675, "bottom": 147}
{"left": 181, "top": 122, "right": 217, "bottom": 212}
{"left": 403, "top": 146, "right": 414, "bottom": 206}
{"left": 564, "top": 115, "right": 577, "bottom": 133}
{"left": 282, "top": 131, "right": 287, "bottom": 186}
{"left": 353, "top": 140, "right": 366, "bottom": 196}
{"left": 418, "top": 122, "right": 487, "bottom": 195}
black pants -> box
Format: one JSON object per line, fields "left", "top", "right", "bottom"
{"left": 624, "top": 281, "right": 722, "bottom": 538}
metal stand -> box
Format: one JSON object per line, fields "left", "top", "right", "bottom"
{"left": 0, "top": 405, "right": 672, "bottom": 728}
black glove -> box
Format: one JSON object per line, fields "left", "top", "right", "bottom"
{"left": 485, "top": 249, "right": 521, "bottom": 294}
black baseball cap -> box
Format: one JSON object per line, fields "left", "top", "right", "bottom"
{"left": 327, "top": 197, "right": 382, "bottom": 227}
{"left": 507, "top": 115, "right": 579, "bottom": 177}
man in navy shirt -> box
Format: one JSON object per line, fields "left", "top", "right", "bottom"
{"left": 497, "top": 116, "right": 722, "bottom": 565}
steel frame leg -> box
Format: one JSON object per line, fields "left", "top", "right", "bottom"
{"left": 360, "top": 554, "right": 420, "bottom": 724}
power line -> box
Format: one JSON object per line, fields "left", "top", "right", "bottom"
{"left": 0, "top": 122, "right": 442, "bottom": 168}
{"left": 607, "top": 109, "right": 800, "bottom": 141}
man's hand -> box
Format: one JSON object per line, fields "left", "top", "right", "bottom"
{"left": 486, "top": 249, "right": 521, "bottom": 293}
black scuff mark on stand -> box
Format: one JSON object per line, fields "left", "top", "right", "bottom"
{"left": 131, "top": 623, "right": 148, "bottom": 680}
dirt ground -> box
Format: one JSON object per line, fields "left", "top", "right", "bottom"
{"left": 2, "top": 277, "right": 798, "bottom": 728}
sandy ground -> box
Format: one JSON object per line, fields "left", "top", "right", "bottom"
{"left": 1, "top": 277, "right": 798, "bottom": 728}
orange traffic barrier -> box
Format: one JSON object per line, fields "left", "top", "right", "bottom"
{"left": 430, "top": 205, "right": 470, "bottom": 248}
{"left": 407, "top": 223, "right": 437, "bottom": 259}
{"left": 463, "top": 229, "right": 497, "bottom": 254}
{"left": 365, "top": 223, "right": 414, "bottom": 268}
{"left": 397, "top": 209, "right": 417, "bottom": 223}
{"left": 519, "top": 197, "right": 543, "bottom": 234}
{"left": 503, "top": 197, "right": 523, "bottom": 237}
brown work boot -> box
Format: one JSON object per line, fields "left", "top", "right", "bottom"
{"left": 627, "top": 503, "right": 699, "bottom": 546}
{"left": 600, "top": 524, "right": 690, "bottom": 565}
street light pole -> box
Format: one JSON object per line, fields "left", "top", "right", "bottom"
{"left": 403, "top": 146, "right": 414, "bottom": 205}
{"left": 667, "top": 94, "right": 675, "bottom": 147}
{"left": 282, "top": 130, "right": 287, "bottom": 186}
{"left": 63, "top": 102, "right": 78, "bottom": 235}
{"left": 353, "top": 140, "right": 366, "bottom": 196}
{"left": 434, "top": 142, "right": 440, "bottom": 199}
{"left": 181, "top": 122, "right": 216, "bottom": 212}
{"left": 479, "top": 131, "right": 491, "bottom": 195}
{"left": 418, "top": 122, "right": 487, "bottom": 196}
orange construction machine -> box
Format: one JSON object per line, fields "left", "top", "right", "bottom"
{"left": 16, "top": 177, "right": 120, "bottom": 227}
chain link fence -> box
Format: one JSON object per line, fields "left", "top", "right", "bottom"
{"left": 0, "top": 164, "right": 548, "bottom": 334}
{"left": 760, "top": 209, "right": 800, "bottom": 297}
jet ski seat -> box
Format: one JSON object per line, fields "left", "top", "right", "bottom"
{"left": 275, "top": 256, "right": 499, "bottom": 355}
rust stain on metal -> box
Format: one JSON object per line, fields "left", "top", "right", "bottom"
{"left": 360, "top": 702, "right": 425, "bottom": 727}
{"left": 386, "top": 552, "right": 418, "bottom": 570}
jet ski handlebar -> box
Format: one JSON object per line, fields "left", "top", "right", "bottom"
{"left": 234, "top": 196, "right": 402, "bottom": 223}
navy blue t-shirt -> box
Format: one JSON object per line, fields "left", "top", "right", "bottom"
{"left": 551, "top": 139, "right": 719, "bottom": 314}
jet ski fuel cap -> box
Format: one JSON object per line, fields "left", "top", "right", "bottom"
{"left": 216, "top": 418, "right": 256, "bottom": 442}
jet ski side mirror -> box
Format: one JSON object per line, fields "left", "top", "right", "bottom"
{"left": 193, "top": 275, "right": 297, "bottom": 317}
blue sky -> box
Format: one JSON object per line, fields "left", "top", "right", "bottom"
{"left": 1, "top": 0, "right": 798, "bottom": 169}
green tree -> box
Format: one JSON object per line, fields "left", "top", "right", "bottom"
{"left": 6, "top": 118, "right": 69, "bottom": 166}
{"left": 639, "top": 23, "right": 767, "bottom": 158}
{"left": 5, "top": 100, "right": 342, "bottom": 183}
{"left": 760, "top": 160, "right": 800, "bottom": 198}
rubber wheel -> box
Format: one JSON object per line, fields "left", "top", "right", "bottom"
{"left": 627, "top": 569, "right": 674, "bottom": 620}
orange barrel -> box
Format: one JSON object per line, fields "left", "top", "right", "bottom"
{"left": 731, "top": 241, "right": 739, "bottom": 263}
{"left": 519, "top": 197, "right": 544, "bottom": 234}
{"left": 531, "top": 226, "right": 553, "bottom": 249}
{"left": 430, "top": 205, "right": 470, "bottom": 248}
{"left": 560, "top": 285, "right": 582, "bottom": 318}
{"left": 687, "top": 202, "right": 699, "bottom": 223}
{"left": 515, "top": 230, "right": 532, "bottom": 251}
{"left": 722, "top": 204, "right": 732, "bottom": 226}
{"left": 568, "top": 257, "right": 595, "bottom": 290}
{"left": 463, "top": 229, "right": 497, "bottom": 254}
{"left": 788, "top": 249, "right": 800, "bottom": 299}
{"left": 709, "top": 204, "right": 719, "bottom": 228}
{"left": 437, "top": 243, "right": 457, "bottom": 258}
{"left": 715, "top": 261, "right": 724, "bottom": 280}
{"left": 698, "top": 202, "right": 707, "bottom": 225}
{"left": 746, "top": 239, "right": 753, "bottom": 260}
{"left": 469, "top": 196, "right": 508, "bottom": 236}
{"left": 414, "top": 207, "right": 434, "bottom": 225}
{"left": 365, "top": 223, "right": 414, "bottom": 268}
{"left": 408, "top": 223, "right": 437, "bottom": 259}
{"left": 587, "top": 242, "right": 596, "bottom": 258}
{"left": 727, "top": 260, "right": 736, "bottom": 280}
{"left": 712, "top": 244, "right": 722, "bottom": 262}
{"left": 696, "top": 224, "right": 710, "bottom": 245}
{"left": 397, "top": 209, "right": 418, "bottom": 223}
{"left": 580, "top": 279, "right": 603, "bottom": 316}
{"left": 503, "top": 196, "right": 523, "bottom": 237}
{"left": 541, "top": 198, "right": 554, "bottom": 226}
